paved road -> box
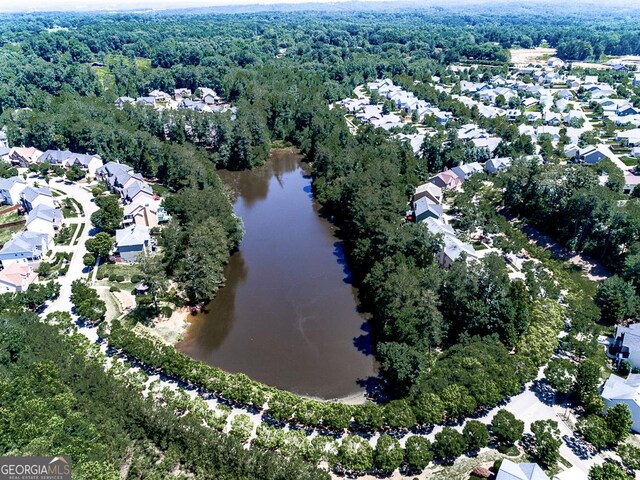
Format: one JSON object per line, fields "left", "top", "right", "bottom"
{"left": 38, "top": 178, "right": 98, "bottom": 315}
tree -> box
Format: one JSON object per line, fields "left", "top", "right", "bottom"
{"left": 588, "top": 463, "right": 628, "bottom": 480}
{"left": 432, "top": 427, "right": 465, "bottom": 463}
{"left": 577, "top": 415, "right": 614, "bottom": 449}
{"left": 91, "top": 195, "right": 123, "bottom": 234}
{"left": 595, "top": 276, "right": 637, "bottom": 324}
{"left": 618, "top": 444, "right": 640, "bottom": 470}
{"left": 229, "top": 414, "right": 253, "bottom": 443}
{"left": 373, "top": 434, "right": 403, "bottom": 472}
{"left": 336, "top": 435, "right": 373, "bottom": 472}
{"left": 463, "top": 420, "right": 489, "bottom": 453}
{"left": 66, "top": 164, "right": 86, "bottom": 182}
{"left": 404, "top": 436, "right": 432, "bottom": 471}
{"left": 605, "top": 404, "right": 632, "bottom": 445}
{"left": 383, "top": 399, "right": 416, "bottom": 429}
{"left": 574, "top": 359, "right": 601, "bottom": 403}
{"left": 138, "top": 253, "right": 169, "bottom": 315}
{"left": 412, "top": 393, "right": 445, "bottom": 425}
{"left": 491, "top": 409, "right": 524, "bottom": 446}
{"left": 531, "top": 420, "right": 562, "bottom": 468}
{"left": 85, "top": 232, "right": 114, "bottom": 259}
{"left": 70, "top": 280, "right": 106, "bottom": 323}
{"left": 544, "top": 358, "right": 575, "bottom": 394}
{"left": 83, "top": 253, "right": 96, "bottom": 268}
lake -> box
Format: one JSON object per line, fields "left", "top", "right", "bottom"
{"left": 177, "top": 149, "right": 376, "bottom": 400}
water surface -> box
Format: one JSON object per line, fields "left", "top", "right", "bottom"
{"left": 177, "top": 149, "right": 376, "bottom": 399}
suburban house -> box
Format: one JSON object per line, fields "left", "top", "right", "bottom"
{"left": 174, "top": 88, "right": 192, "bottom": 100}
{"left": 430, "top": 170, "right": 463, "bottom": 190}
{"left": 0, "top": 231, "right": 52, "bottom": 266}
{"left": 617, "top": 129, "right": 640, "bottom": 146}
{"left": 451, "top": 162, "right": 483, "bottom": 181}
{"left": 601, "top": 373, "right": 640, "bottom": 433}
{"left": 496, "top": 459, "right": 549, "bottom": 480}
{"left": 413, "top": 182, "right": 443, "bottom": 204}
{"left": 577, "top": 145, "right": 607, "bottom": 165}
{"left": 471, "top": 137, "right": 501, "bottom": 154}
{"left": 25, "top": 204, "right": 63, "bottom": 238}
{"left": 20, "top": 186, "right": 55, "bottom": 212}
{"left": 0, "top": 176, "right": 27, "bottom": 205}
{"left": 424, "top": 217, "right": 479, "bottom": 268}
{"left": 8, "top": 147, "right": 42, "bottom": 166}
{"left": 610, "top": 323, "right": 640, "bottom": 369}
{"left": 96, "top": 161, "right": 141, "bottom": 193}
{"left": 0, "top": 263, "right": 37, "bottom": 293}
{"left": 196, "top": 87, "right": 220, "bottom": 104}
{"left": 485, "top": 157, "right": 512, "bottom": 174}
{"left": 149, "top": 90, "right": 171, "bottom": 103}
{"left": 68, "top": 153, "right": 104, "bottom": 177}
{"left": 115, "top": 224, "right": 151, "bottom": 262}
{"left": 136, "top": 96, "right": 156, "bottom": 107}
{"left": 123, "top": 201, "right": 159, "bottom": 228}
{"left": 114, "top": 96, "right": 135, "bottom": 108}
{"left": 121, "top": 180, "right": 154, "bottom": 204}
{"left": 39, "top": 149, "right": 73, "bottom": 167}
{"left": 624, "top": 172, "right": 640, "bottom": 195}
{"left": 412, "top": 197, "right": 443, "bottom": 222}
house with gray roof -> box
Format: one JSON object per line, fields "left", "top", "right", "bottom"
{"left": 115, "top": 224, "right": 151, "bottom": 262}
{"left": 0, "top": 231, "right": 52, "bottom": 267}
{"left": 485, "top": 157, "right": 512, "bottom": 174}
{"left": 68, "top": 153, "right": 104, "bottom": 177}
{"left": 0, "top": 176, "right": 26, "bottom": 205}
{"left": 496, "top": 459, "right": 550, "bottom": 480}
{"left": 423, "top": 217, "right": 478, "bottom": 268}
{"left": 122, "top": 180, "right": 154, "bottom": 205}
{"left": 39, "top": 149, "right": 73, "bottom": 167}
{"left": 115, "top": 96, "right": 135, "bottom": 108}
{"left": 25, "top": 204, "right": 63, "bottom": 238}
{"left": 451, "top": 162, "right": 483, "bottom": 181}
{"left": 577, "top": 145, "right": 607, "bottom": 165}
{"left": 601, "top": 373, "right": 640, "bottom": 433}
{"left": 413, "top": 182, "right": 443, "bottom": 204}
{"left": 412, "top": 197, "right": 443, "bottom": 223}
{"left": 611, "top": 323, "right": 640, "bottom": 370}
{"left": 20, "top": 186, "right": 54, "bottom": 212}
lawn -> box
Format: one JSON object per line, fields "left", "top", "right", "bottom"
{"left": 97, "top": 263, "right": 142, "bottom": 282}
{"left": 73, "top": 223, "right": 85, "bottom": 245}
{"left": 0, "top": 224, "right": 24, "bottom": 246}
{"left": 620, "top": 156, "right": 637, "bottom": 167}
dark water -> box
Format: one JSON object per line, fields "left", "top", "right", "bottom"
{"left": 177, "top": 149, "right": 376, "bottom": 399}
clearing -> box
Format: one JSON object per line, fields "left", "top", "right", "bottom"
{"left": 510, "top": 47, "right": 556, "bottom": 66}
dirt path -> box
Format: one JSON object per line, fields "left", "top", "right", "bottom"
{"left": 521, "top": 224, "right": 610, "bottom": 281}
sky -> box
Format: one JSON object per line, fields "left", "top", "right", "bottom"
{"left": 0, "top": 0, "right": 630, "bottom": 13}
{"left": 0, "top": 0, "right": 388, "bottom": 13}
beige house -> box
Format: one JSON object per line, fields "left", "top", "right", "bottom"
{"left": 123, "top": 201, "right": 159, "bottom": 228}
{"left": 0, "top": 263, "right": 37, "bottom": 293}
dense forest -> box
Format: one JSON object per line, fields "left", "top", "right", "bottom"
{"left": 1, "top": 4, "right": 640, "bottom": 477}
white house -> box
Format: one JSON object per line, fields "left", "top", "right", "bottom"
{"left": 20, "top": 186, "right": 55, "bottom": 212}
{"left": 496, "top": 459, "right": 549, "bottom": 480}
{"left": 68, "top": 153, "right": 104, "bottom": 177}
{"left": 485, "top": 157, "right": 512, "bottom": 174}
{"left": 601, "top": 373, "right": 640, "bottom": 433}
{"left": 611, "top": 323, "right": 640, "bottom": 369}
{"left": 25, "top": 205, "right": 63, "bottom": 238}
{"left": 0, "top": 176, "right": 26, "bottom": 205}
{"left": 115, "top": 224, "right": 151, "bottom": 263}
{"left": 0, "top": 231, "right": 52, "bottom": 267}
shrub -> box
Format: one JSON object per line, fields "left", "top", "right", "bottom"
{"left": 108, "top": 274, "right": 117, "bottom": 282}
{"left": 110, "top": 286, "right": 121, "bottom": 293}
{"left": 131, "top": 274, "right": 142, "bottom": 284}
{"left": 116, "top": 275, "right": 125, "bottom": 283}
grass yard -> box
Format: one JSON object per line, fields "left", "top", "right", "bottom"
{"left": 0, "top": 224, "right": 23, "bottom": 246}
{"left": 97, "top": 262, "right": 142, "bottom": 282}
{"left": 621, "top": 156, "right": 637, "bottom": 167}
{"left": 73, "top": 223, "right": 85, "bottom": 245}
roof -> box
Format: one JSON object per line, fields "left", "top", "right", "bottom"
{"left": 414, "top": 182, "right": 442, "bottom": 200}
{"left": 496, "top": 459, "right": 550, "bottom": 480}
{"left": 39, "top": 149, "right": 73, "bottom": 164}
{"left": 116, "top": 224, "right": 150, "bottom": 248}
{"left": 601, "top": 373, "right": 640, "bottom": 402}
{"left": 21, "top": 186, "right": 52, "bottom": 204}
{"left": 0, "top": 231, "right": 50, "bottom": 255}
{"left": 414, "top": 197, "right": 443, "bottom": 219}
{"left": 69, "top": 153, "right": 101, "bottom": 167}
{"left": 122, "top": 180, "right": 153, "bottom": 200}
{"left": 26, "top": 204, "right": 62, "bottom": 226}
{"left": 0, "top": 263, "right": 36, "bottom": 287}
{"left": 0, "top": 176, "right": 25, "bottom": 191}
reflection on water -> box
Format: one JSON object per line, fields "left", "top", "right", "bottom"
{"left": 177, "top": 149, "right": 377, "bottom": 399}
